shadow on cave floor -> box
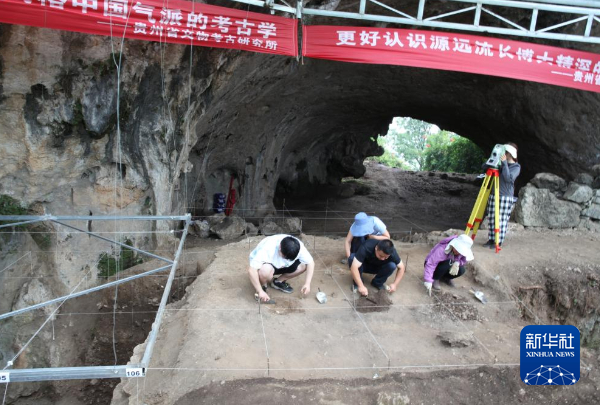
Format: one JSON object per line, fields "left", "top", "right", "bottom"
{"left": 278, "top": 161, "right": 482, "bottom": 238}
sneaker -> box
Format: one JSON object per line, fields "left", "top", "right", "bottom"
{"left": 351, "top": 284, "right": 358, "bottom": 293}
{"left": 271, "top": 279, "right": 293, "bottom": 294}
{"left": 432, "top": 279, "right": 442, "bottom": 291}
{"left": 340, "top": 258, "right": 348, "bottom": 265}
{"left": 442, "top": 278, "right": 456, "bottom": 287}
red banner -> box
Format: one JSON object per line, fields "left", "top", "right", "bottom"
{"left": 0, "top": 0, "right": 297, "bottom": 57}
{"left": 303, "top": 25, "right": 600, "bottom": 93}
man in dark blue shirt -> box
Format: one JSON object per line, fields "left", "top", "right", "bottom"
{"left": 348, "top": 239, "right": 405, "bottom": 297}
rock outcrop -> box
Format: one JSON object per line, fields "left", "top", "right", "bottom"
{"left": 515, "top": 186, "right": 582, "bottom": 228}
{"left": 515, "top": 172, "right": 600, "bottom": 231}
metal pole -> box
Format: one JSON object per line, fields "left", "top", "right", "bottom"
{"left": 301, "top": 8, "right": 600, "bottom": 43}
{"left": 0, "top": 215, "right": 189, "bottom": 221}
{"left": 417, "top": 0, "right": 426, "bottom": 21}
{"left": 0, "top": 215, "right": 191, "bottom": 383}
{"left": 0, "top": 265, "right": 172, "bottom": 321}
{"left": 585, "top": 14, "right": 594, "bottom": 36}
{"left": 0, "top": 219, "right": 46, "bottom": 229}
{"left": 530, "top": 8, "right": 539, "bottom": 32}
{"left": 474, "top": 2, "right": 482, "bottom": 26}
{"left": 141, "top": 218, "right": 191, "bottom": 366}
{"left": 52, "top": 221, "right": 173, "bottom": 264}
{"left": 222, "top": 0, "right": 600, "bottom": 43}
{"left": 4, "top": 365, "right": 136, "bottom": 382}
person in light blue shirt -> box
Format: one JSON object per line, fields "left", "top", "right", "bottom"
{"left": 344, "top": 212, "right": 390, "bottom": 260}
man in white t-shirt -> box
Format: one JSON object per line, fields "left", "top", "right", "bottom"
{"left": 248, "top": 234, "right": 315, "bottom": 302}
{"left": 344, "top": 212, "right": 390, "bottom": 260}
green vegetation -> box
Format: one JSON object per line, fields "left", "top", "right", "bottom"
{"left": 72, "top": 99, "right": 84, "bottom": 127}
{"left": 143, "top": 196, "right": 153, "bottom": 215}
{"left": 374, "top": 117, "right": 486, "bottom": 174}
{"left": 366, "top": 137, "right": 411, "bottom": 170}
{"left": 423, "top": 132, "right": 487, "bottom": 174}
{"left": 0, "top": 195, "right": 54, "bottom": 249}
{"left": 88, "top": 53, "right": 121, "bottom": 76}
{"left": 98, "top": 238, "right": 143, "bottom": 278}
{"left": 0, "top": 195, "right": 28, "bottom": 244}
{"left": 0, "top": 195, "right": 28, "bottom": 217}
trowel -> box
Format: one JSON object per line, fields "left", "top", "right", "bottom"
{"left": 469, "top": 289, "right": 488, "bottom": 304}
{"left": 255, "top": 293, "right": 276, "bottom": 304}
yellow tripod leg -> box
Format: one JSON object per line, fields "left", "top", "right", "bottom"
{"left": 494, "top": 173, "right": 501, "bottom": 253}
{"left": 470, "top": 177, "right": 492, "bottom": 239}
{"left": 466, "top": 173, "right": 492, "bottom": 239}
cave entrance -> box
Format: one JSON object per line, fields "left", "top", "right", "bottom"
{"left": 368, "top": 117, "right": 486, "bottom": 174}
{"left": 275, "top": 117, "right": 486, "bottom": 238}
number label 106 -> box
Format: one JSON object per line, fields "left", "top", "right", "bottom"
{"left": 125, "top": 368, "right": 145, "bottom": 378}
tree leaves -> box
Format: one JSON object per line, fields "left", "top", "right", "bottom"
{"left": 380, "top": 118, "right": 485, "bottom": 174}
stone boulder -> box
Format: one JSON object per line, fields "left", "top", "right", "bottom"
{"left": 206, "top": 213, "right": 226, "bottom": 227}
{"left": 514, "top": 186, "right": 581, "bottom": 228}
{"left": 189, "top": 220, "right": 210, "bottom": 238}
{"left": 209, "top": 214, "right": 246, "bottom": 240}
{"left": 593, "top": 176, "right": 600, "bottom": 189}
{"left": 260, "top": 220, "right": 284, "bottom": 236}
{"left": 592, "top": 164, "right": 600, "bottom": 178}
{"left": 245, "top": 222, "right": 259, "bottom": 236}
{"left": 437, "top": 331, "right": 476, "bottom": 347}
{"left": 582, "top": 203, "right": 600, "bottom": 220}
{"left": 578, "top": 217, "right": 600, "bottom": 233}
{"left": 562, "top": 182, "right": 593, "bottom": 204}
{"left": 529, "top": 172, "right": 566, "bottom": 192}
{"left": 575, "top": 173, "right": 594, "bottom": 186}
{"left": 283, "top": 217, "right": 303, "bottom": 234}
{"left": 260, "top": 216, "right": 302, "bottom": 236}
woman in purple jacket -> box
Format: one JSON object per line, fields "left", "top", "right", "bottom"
{"left": 423, "top": 234, "right": 474, "bottom": 295}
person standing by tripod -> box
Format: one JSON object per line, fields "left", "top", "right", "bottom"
{"left": 482, "top": 142, "right": 521, "bottom": 248}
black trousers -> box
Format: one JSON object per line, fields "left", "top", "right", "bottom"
{"left": 432, "top": 259, "right": 466, "bottom": 280}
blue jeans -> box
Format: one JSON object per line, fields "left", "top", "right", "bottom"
{"left": 348, "top": 254, "right": 397, "bottom": 288}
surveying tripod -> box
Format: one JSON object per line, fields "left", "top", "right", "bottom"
{"left": 465, "top": 168, "right": 501, "bottom": 253}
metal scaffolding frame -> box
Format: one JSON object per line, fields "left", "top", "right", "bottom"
{"left": 229, "top": 0, "right": 600, "bottom": 44}
{"left": 0, "top": 214, "right": 191, "bottom": 382}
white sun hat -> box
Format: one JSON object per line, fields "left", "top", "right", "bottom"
{"left": 504, "top": 144, "right": 517, "bottom": 159}
{"left": 448, "top": 234, "right": 474, "bottom": 261}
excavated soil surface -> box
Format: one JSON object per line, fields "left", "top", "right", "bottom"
{"left": 111, "top": 227, "right": 600, "bottom": 404}
{"left": 6, "top": 164, "right": 600, "bottom": 405}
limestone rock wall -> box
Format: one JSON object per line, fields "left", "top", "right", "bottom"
{"left": 515, "top": 167, "right": 600, "bottom": 231}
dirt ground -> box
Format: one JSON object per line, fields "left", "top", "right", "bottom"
{"left": 6, "top": 163, "right": 600, "bottom": 404}
{"left": 112, "top": 228, "right": 600, "bottom": 404}
{"left": 283, "top": 160, "right": 483, "bottom": 237}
